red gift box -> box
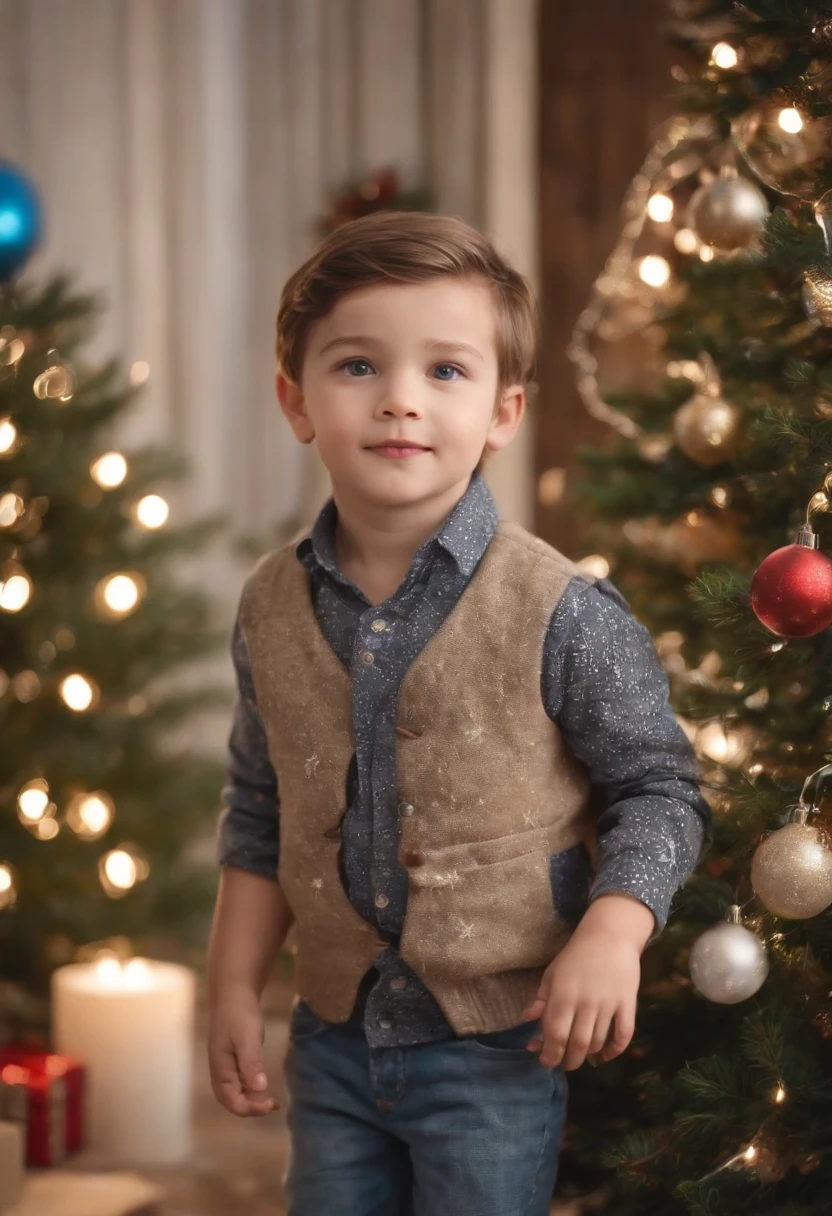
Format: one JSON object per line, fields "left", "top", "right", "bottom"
{"left": 0, "top": 1045, "right": 85, "bottom": 1167}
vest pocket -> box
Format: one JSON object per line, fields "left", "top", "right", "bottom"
{"left": 288, "top": 998, "right": 329, "bottom": 1041}
{"left": 548, "top": 841, "right": 593, "bottom": 930}
{"left": 399, "top": 827, "right": 576, "bottom": 982}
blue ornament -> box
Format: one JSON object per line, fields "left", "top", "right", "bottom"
{"left": 0, "top": 161, "right": 42, "bottom": 282}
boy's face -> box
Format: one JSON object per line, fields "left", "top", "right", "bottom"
{"left": 276, "top": 277, "right": 524, "bottom": 511}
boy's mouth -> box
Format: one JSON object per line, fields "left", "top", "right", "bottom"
{"left": 366, "top": 439, "right": 431, "bottom": 455}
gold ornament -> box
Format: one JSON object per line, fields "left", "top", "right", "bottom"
{"left": 751, "top": 809, "right": 832, "bottom": 918}
{"left": 802, "top": 190, "right": 832, "bottom": 326}
{"left": 686, "top": 171, "right": 768, "bottom": 251}
{"left": 732, "top": 101, "right": 832, "bottom": 201}
{"left": 672, "top": 354, "right": 741, "bottom": 466}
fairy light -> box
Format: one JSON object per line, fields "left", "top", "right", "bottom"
{"left": 95, "top": 573, "right": 144, "bottom": 618}
{"left": 103, "top": 849, "right": 137, "bottom": 890}
{"left": 66, "top": 792, "right": 114, "bottom": 841}
{"left": 638, "top": 255, "right": 671, "bottom": 287}
{"left": 0, "top": 418, "right": 17, "bottom": 454}
{"left": 711, "top": 42, "right": 738, "bottom": 69}
{"left": 0, "top": 569, "right": 32, "bottom": 613}
{"left": 743, "top": 1144, "right": 757, "bottom": 1163}
{"left": 674, "top": 227, "right": 699, "bottom": 254}
{"left": 134, "top": 494, "right": 169, "bottom": 529}
{"left": 0, "top": 864, "right": 17, "bottom": 910}
{"left": 0, "top": 493, "right": 23, "bottom": 527}
{"left": 778, "top": 107, "right": 803, "bottom": 134}
{"left": 577, "top": 555, "right": 611, "bottom": 579}
{"left": 17, "top": 779, "right": 50, "bottom": 822}
{"left": 770, "top": 641, "right": 785, "bottom": 653}
{"left": 647, "top": 193, "right": 674, "bottom": 222}
{"left": 91, "top": 452, "right": 128, "bottom": 489}
{"left": 699, "top": 244, "right": 715, "bottom": 262}
{"left": 698, "top": 721, "right": 745, "bottom": 764}
{"left": 59, "top": 673, "right": 97, "bottom": 712}
{"left": 774, "top": 1084, "right": 786, "bottom": 1104}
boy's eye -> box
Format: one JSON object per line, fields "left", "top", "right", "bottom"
{"left": 341, "top": 359, "right": 374, "bottom": 377}
{"left": 433, "top": 363, "right": 463, "bottom": 381}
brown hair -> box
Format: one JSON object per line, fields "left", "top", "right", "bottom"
{"left": 276, "top": 211, "right": 538, "bottom": 394}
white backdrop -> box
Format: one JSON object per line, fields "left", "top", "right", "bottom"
{"left": 0, "top": 0, "right": 537, "bottom": 619}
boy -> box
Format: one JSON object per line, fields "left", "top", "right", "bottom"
{"left": 208, "top": 211, "right": 711, "bottom": 1215}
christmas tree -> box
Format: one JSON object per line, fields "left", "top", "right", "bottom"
{"left": 559, "top": 3, "right": 832, "bottom": 1210}
{"left": 0, "top": 167, "right": 227, "bottom": 1034}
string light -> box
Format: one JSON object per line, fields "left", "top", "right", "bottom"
{"left": 0, "top": 493, "right": 24, "bottom": 527}
{"left": 0, "top": 567, "right": 32, "bottom": 613}
{"left": 711, "top": 42, "right": 739, "bottom": 69}
{"left": 0, "top": 864, "right": 18, "bottom": 911}
{"left": 778, "top": 107, "right": 803, "bottom": 134}
{"left": 17, "top": 779, "right": 50, "bottom": 823}
{"left": 0, "top": 417, "right": 18, "bottom": 454}
{"left": 674, "top": 227, "right": 699, "bottom": 254}
{"left": 99, "top": 844, "right": 149, "bottom": 898}
{"left": 638, "top": 255, "right": 671, "bottom": 287}
{"left": 90, "top": 452, "right": 128, "bottom": 489}
{"left": 698, "top": 721, "right": 746, "bottom": 764}
{"left": 59, "top": 673, "right": 98, "bottom": 712}
{"left": 66, "top": 792, "right": 114, "bottom": 841}
{"left": 699, "top": 244, "right": 715, "bottom": 262}
{"left": 647, "top": 192, "right": 674, "bottom": 222}
{"left": 134, "top": 494, "right": 169, "bottom": 529}
{"left": 93, "top": 573, "right": 145, "bottom": 620}
{"left": 774, "top": 1084, "right": 786, "bottom": 1103}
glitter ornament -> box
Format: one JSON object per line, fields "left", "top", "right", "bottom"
{"left": 689, "top": 905, "right": 769, "bottom": 1004}
{"left": 751, "top": 807, "right": 832, "bottom": 918}
{"left": 751, "top": 762, "right": 832, "bottom": 919}
{"left": 672, "top": 354, "right": 741, "bottom": 466}
{"left": 686, "top": 172, "right": 768, "bottom": 251}
{"left": 750, "top": 523, "right": 832, "bottom": 638}
{"left": 733, "top": 101, "right": 832, "bottom": 201}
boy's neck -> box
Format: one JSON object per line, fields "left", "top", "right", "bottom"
{"left": 331, "top": 475, "right": 473, "bottom": 602}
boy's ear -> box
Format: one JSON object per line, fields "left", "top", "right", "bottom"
{"left": 484, "top": 383, "right": 526, "bottom": 454}
{"left": 276, "top": 371, "right": 315, "bottom": 444}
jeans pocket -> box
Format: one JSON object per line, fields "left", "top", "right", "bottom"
{"left": 549, "top": 841, "right": 593, "bottom": 930}
{"left": 288, "top": 999, "right": 329, "bottom": 1042}
{"left": 466, "top": 1019, "right": 541, "bottom": 1058}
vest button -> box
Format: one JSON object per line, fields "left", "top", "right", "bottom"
{"left": 359, "top": 649, "right": 375, "bottom": 666}
{"left": 374, "top": 892, "right": 389, "bottom": 908}
{"left": 403, "top": 849, "right": 426, "bottom": 867}
{"left": 398, "top": 802, "right": 415, "bottom": 817}
{"left": 370, "top": 618, "right": 389, "bottom": 632}
{"left": 390, "top": 977, "right": 407, "bottom": 991}
{"left": 378, "top": 1018, "right": 393, "bottom": 1030}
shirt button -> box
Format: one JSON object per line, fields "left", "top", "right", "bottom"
{"left": 398, "top": 802, "right": 415, "bottom": 817}
{"left": 370, "top": 619, "right": 388, "bottom": 632}
{"left": 359, "top": 650, "right": 375, "bottom": 666}
{"left": 390, "top": 977, "right": 407, "bottom": 991}
{"left": 379, "top": 1017, "right": 393, "bottom": 1030}
{"left": 374, "top": 892, "right": 389, "bottom": 908}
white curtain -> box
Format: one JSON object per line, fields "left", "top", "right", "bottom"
{"left": 0, "top": 0, "right": 537, "bottom": 614}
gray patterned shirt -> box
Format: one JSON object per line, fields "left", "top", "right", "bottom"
{"left": 216, "top": 472, "right": 711, "bottom": 1047}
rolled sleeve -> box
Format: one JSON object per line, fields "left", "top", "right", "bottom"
{"left": 543, "top": 576, "right": 712, "bottom": 940}
{"left": 215, "top": 609, "right": 280, "bottom": 881}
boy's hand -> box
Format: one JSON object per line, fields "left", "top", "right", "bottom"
{"left": 520, "top": 892, "right": 655, "bottom": 1071}
{"left": 208, "top": 988, "right": 280, "bottom": 1117}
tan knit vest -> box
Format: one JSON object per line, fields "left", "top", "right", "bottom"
{"left": 238, "top": 519, "right": 599, "bottom": 1036}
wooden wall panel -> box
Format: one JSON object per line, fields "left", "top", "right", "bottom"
{"left": 536, "top": 0, "right": 673, "bottom": 552}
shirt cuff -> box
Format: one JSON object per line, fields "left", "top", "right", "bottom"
{"left": 589, "top": 860, "right": 677, "bottom": 944}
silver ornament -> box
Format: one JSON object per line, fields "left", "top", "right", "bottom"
{"left": 751, "top": 807, "right": 832, "bottom": 919}
{"left": 689, "top": 906, "right": 769, "bottom": 1004}
{"left": 687, "top": 175, "right": 768, "bottom": 251}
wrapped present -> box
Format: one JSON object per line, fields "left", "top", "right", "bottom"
{"left": 0, "top": 1119, "right": 25, "bottom": 1211}
{"left": 0, "top": 1046, "right": 85, "bottom": 1167}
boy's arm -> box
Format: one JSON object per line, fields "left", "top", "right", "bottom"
{"left": 543, "top": 575, "right": 713, "bottom": 942}
{"left": 213, "top": 607, "right": 292, "bottom": 970}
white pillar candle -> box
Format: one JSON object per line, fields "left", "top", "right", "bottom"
{"left": 51, "top": 957, "right": 195, "bottom": 1166}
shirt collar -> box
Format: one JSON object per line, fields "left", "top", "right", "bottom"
{"left": 294, "top": 471, "right": 499, "bottom": 580}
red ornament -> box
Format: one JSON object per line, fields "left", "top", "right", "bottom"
{"left": 750, "top": 526, "right": 832, "bottom": 638}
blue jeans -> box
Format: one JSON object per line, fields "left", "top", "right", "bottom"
{"left": 282, "top": 1001, "right": 569, "bottom": 1216}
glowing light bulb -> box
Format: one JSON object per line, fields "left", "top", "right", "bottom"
{"left": 67, "top": 791, "right": 114, "bottom": 840}
{"left": 673, "top": 227, "right": 698, "bottom": 254}
{"left": 638, "top": 255, "right": 671, "bottom": 287}
{"left": 0, "top": 418, "right": 17, "bottom": 454}
{"left": 699, "top": 244, "right": 715, "bottom": 262}
{"left": 711, "top": 42, "right": 738, "bottom": 69}
{"left": 129, "top": 361, "right": 150, "bottom": 386}
{"left": 774, "top": 1085, "right": 786, "bottom": 1103}
{"left": 135, "top": 494, "right": 169, "bottom": 529}
{"left": 59, "top": 673, "right": 97, "bottom": 712}
{"left": 577, "top": 555, "right": 611, "bottom": 579}
{"left": 18, "top": 780, "right": 49, "bottom": 822}
{"left": 0, "top": 493, "right": 24, "bottom": 527}
{"left": 96, "top": 573, "right": 143, "bottom": 618}
{"left": 102, "top": 849, "right": 138, "bottom": 890}
{"left": 0, "top": 570, "right": 32, "bottom": 613}
{"left": 778, "top": 107, "right": 803, "bottom": 134}
{"left": 0, "top": 863, "right": 17, "bottom": 910}
{"left": 698, "top": 721, "right": 745, "bottom": 764}
{"left": 91, "top": 452, "right": 128, "bottom": 489}
{"left": 744, "top": 1144, "right": 757, "bottom": 1163}
{"left": 647, "top": 193, "right": 674, "bottom": 223}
